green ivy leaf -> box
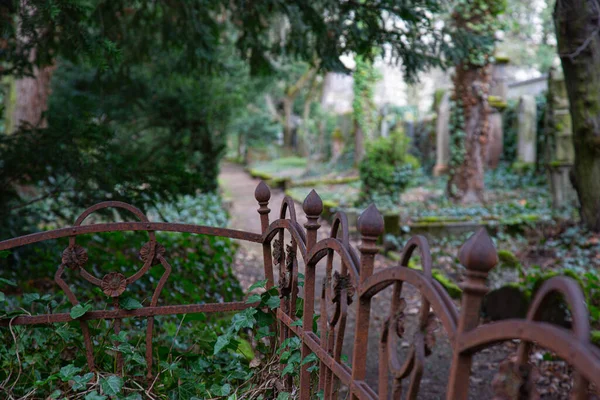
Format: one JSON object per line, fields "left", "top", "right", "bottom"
{"left": 71, "top": 372, "right": 94, "bottom": 391}
{"left": 119, "top": 297, "right": 143, "bottom": 310}
{"left": 85, "top": 391, "right": 107, "bottom": 400}
{"left": 0, "top": 250, "right": 11, "bottom": 259}
{"left": 100, "top": 375, "right": 123, "bottom": 396}
{"left": 59, "top": 364, "right": 82, "bottom": 381}
{"left": 265, "top": 294, "right": 280, "bottom": 309}
{"left": 0, "top": 291, "right": 4, "bottom": 302}
{"left": 277, "top": 393, "right": 291, "bottom": 400}
{"left": 23, "top": 293, "right": 40, "bottom": 305}
{"left": 245, "top": 294, "right": 261, "bottom": 304}
{"left": 230, "top": 308, "right": 257, "bottom": 332}
{"left": 70, "top": 303, "right": 92, "bottom": 319}
{"left": 214, "top": 334, "right": 232, "bottom": 355}
{"left": 290, "top": 319, "right": 302, "bottom": 327}
{"left": 210, "top": 383, "right": 232, "bottom": 396}
{"left": 248, "top": 279, "right": 268, "bottom": 291}
{"left": 49, "top": 389, "right": 62, "bottom": 399}
{"left": 110, "top": 331, "right": 128, "bottom": 343}
{"left": 281, "top": 363, "right": 296, "bottom": 376}
{"left": 0, "top": 277, "right": 16, "bottom": 286}
{"left": 301, "top": 352, "right": 318, "bottom": 365}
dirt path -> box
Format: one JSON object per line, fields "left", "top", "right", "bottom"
{"left": 219, "top": 162, "right": 503, "bottom": 399}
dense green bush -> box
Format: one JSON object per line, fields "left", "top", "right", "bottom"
{"left": 358, "top": 131, "right": 420, "bottom": 206}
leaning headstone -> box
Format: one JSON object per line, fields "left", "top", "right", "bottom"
{"left": 516, "top": 95, "right": 537, "bottom": 165}
{"left": 545, "top": 67, "right": 577, "bottom": 208}
{"left": 486, "top": 56, "right": 510, "bottom": 169}
{"left": 433, "top": 91, "right": 450, "bottom": 176}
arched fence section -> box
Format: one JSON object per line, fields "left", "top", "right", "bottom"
{"left": 1, "top": 181, "right": 599, "bottom": 399}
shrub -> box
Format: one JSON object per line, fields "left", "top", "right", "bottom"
{"left": 358, "top": 130, "right": 420, "bottom": 205}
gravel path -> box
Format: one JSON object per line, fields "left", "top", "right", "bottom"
{"left": 219, "top": 162, "right": 510, "bottom": 399}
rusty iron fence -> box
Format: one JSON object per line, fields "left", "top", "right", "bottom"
{"left": 1, "top": 181, "right": 600, "bottom": 399}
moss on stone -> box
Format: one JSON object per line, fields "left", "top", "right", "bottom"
{"left": 322, "top": 200, "right": 339, "bottom": 209}
{"left": 494, "top": 54, "right": 510, "bottom": 64}
{"left": 488, "top": 96, "right": 508, "bottom": 110}
{"left": 511, "top": 162, "right": 535, "bottom": 172}
{"left": 289, "top": 176, "right": 359, "bottom": 188}
{"left": 548, "top": 160, "right": 572, "bottom": 168}
{"left": 592, "top": 331, "right": 600, "bottom": 347}
{"left": 415, "top": 215, "right": 471, "bottom": 223}
{"left": 248, "top": 169, "right": 273, "bottom": 181}
{"left": 432, "top": 269, "right": 462, "bottom": 299}
{"left": 497, "top": 249, "right": 520, "bottom": 268}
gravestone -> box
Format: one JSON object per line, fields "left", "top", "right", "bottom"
{"left": 486, "top": 57, "right": 509, "bottom": 169}
{"left": 331, "top": 128, "right": 345, "bottom": 162}
{"left": 545, "top": 67, "right": 577, "bottom": 208}
{"left": 516, "top": 95, "right": 537, "bottom": 164}
{"left": 433, "top": 91, "right": 450, "bottom": 176}
{"left": 487, "top": 111, "right": 504, "bottom": 169}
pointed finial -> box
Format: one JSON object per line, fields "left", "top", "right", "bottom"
{"left": 458, "top": 228, "right": 498, "bottom": 273}
{"left": 358, "top": 204, "right": 384, "bottom": 238}
{"left": 254, "top": 181, "right": 271, "bottom": 204}
{"left": 303, "top": 189, "right": 323, "bottom": 217}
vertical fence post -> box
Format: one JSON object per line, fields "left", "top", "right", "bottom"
{"left": 350, "top": 204, "right": 384, "bottom": 400}
{"left": 447, "top": 228, "right": 498, "bottom": 400}
{"left": 255, "top": 181, "right": 274, "bottom": 289}
{"left": 300, "top": 190, "right": 323, "bottom": 400}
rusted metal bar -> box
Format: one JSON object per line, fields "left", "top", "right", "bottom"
{"left": 299, "top": 190, "right": 322, "bottom": 400}
{"left": 350, "top": 204, "right": 384, "bottom": 400}
{"left": 0, "top": 222, "right": 262, "bottom": 250}
{"left": 447, "top": 228, "right": 498, "bottom": 400}
{"left": 0, "top": 301, "right": 254, "bottom": 326}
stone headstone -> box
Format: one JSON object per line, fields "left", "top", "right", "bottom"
{"left": 546, "top": 67, "right": 577, "bottom": 208}
{"left": 486, "top": 111, "right": 504, "bottom": 169}
{"left": 331, "top": 128, "right": 344, "bottom": 161}
{"left": 486, "top": 58, "right": 509, "bottom": 169}
{"left": 517, "top": 95, "right": 537, "bottom": 164}
{"left": 433, "top": 92, "right": 450, "bottom": 176}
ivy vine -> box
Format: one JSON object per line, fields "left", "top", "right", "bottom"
{"left": 352, "top": 56, "right": 381, "bottom": 138}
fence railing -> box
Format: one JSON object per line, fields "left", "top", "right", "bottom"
{"left": 1, "top": 181, "right": 600, "bottom": 399}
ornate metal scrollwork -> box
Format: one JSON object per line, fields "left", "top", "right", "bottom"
{"left": 139, "top": 241, "right": 166, "bottom": 266}
{"left": 332, "top": 270, "right": 354, "bottom": 306}
{"left": 62, "top": 245, "right": 88, "bottom": 269}
{"left": 274, "top": 239, "right": 296, "bottom": 298}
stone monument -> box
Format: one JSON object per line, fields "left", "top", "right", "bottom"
{"left": 433, "top": 91, "right": 450, "bottom": 176}
{"left": 516, "top": 95, "right": 537, "bottom": 165}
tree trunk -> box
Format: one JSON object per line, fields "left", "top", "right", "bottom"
{"left": 554, "top": 0, "right": 600, "bottom": 231}
{"left": 282, "top": 67, "right": 317, "bottom": 154}
{"left": 282, "top": 96, "right": 294, "bottom": 152}
{"left": 11, "top": 64, "right": 54, "bottom": 130}
{"left": 447, "top": 65, "right": 492, "bottom": 204}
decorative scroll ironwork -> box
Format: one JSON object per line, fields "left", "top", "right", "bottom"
{"left": 0, "top": 184, "right": 599, "bottom": 399}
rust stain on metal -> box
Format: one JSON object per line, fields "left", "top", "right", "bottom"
{"left": 0, "top": 188, "right": 598, "bottom": 398}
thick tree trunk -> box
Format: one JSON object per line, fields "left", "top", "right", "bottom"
{"left": 555, "top": 0, "right": 600, "bottom": 232}
{"left": 11, "top": 63, "right": 54, "bottom": 130}
{"left": 447, "top": 65, "right": 492, "bottom": 204}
